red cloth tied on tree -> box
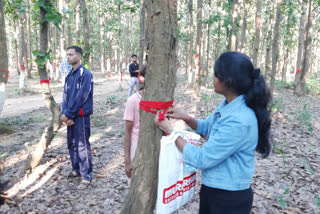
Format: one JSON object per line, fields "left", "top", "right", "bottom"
{"left": 20, "top": 65, "right": 25, "bottom": 71}
{"left": 139, "top": 100, "right": 174, "bottom": 122}
{"left": 40, "top": 77, "right": 51, "bottom": 84}
{"left": 296, "top": 69, "right": 301, "bottom": 75}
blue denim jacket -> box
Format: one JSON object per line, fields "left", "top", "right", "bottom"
{"left": 62, "top": 65, "right": 93, "bottom": 118}
{"left": 183, "top": 95, "right": 258, "bottom": 191}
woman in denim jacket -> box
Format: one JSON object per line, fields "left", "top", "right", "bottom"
{"left": 155, "top": 52, "right": 271, "bottom": 214}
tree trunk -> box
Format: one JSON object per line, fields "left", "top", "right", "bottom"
{"left": 117, "top": 2, "right": 122, "bottom": 90}
{"left": 138, "top": 0, "right": 146, "bottom": 65}
{"left": 76, "top": 0, "right": 81, "bottom": 44}
{"left": 193, "top": 0, "right": 203, "bottom": 95}
{"left": 80, "top": 0, "right": 90, "bottom": 66}
{"left": 25, "top": 0, "right": 62, "bottom": 170}
{"left": 252, "top": 0, "right": 262, "bottom": 67}
{"left": 187, "top": 0, "right": 194, "bottom": 86}
{"left": 120, "top": 0, "right": 177, "bottom": 212}
{"left": 18, "top": 14, "right": 26, "bottom": 90}
{"left": 99, "top": 2, "right": 105, "bottom": 73}
{"left": 66, "top": 7, "right": 71, "bottom": 47}
{"left": 27, "top": 0, "right": 33, "bottom": 78}
{"left": 239, "top": 0, "right": 248, "bottom": 53}
{"left": 203, "top": 0, "right": 211, "bottom": 86}
{"left": 270, "top": 0, "right": 283, "bottom": 95}
{"left": 230, "top": 0, "right": 239, "bottom": 51}
{"left": 294, "top": 0, "right": 313, "bottom": 96}
{"left": 0, "top": 0, "right": 8, "bottom": 114}
{"left": 294, "top": 0, "right": 307, "bottom": 88}
{"left": 215, "top": 0, "right": 222, "bottom": 60}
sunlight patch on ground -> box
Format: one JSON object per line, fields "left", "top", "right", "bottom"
{"left": 18, "top": 163, "right": 61, "bottom": 199}
{"left": 6, "top": 159, "right": 55, "bottom": 198}
{"left": 105, "top": 107, "right": 119, "bottom": 116}
{"left": 96, "top": 154, "right": 124, "bottom": 178}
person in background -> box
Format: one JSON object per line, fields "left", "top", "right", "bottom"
{"left": 128, "top": 54, "right": 139, "bottom": 97}
{"left": 60, "top": 58, "right": 72, "bottom": 84}
{"left": 155, "top": 52, "right": 272, "bottom": 214}
{"left": 123, "top": 64, "right": 147, "bottom": 179}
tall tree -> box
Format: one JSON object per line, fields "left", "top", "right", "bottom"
{"left": 187, "top": 0, "right": 194, "bottom": 85}
{"left": 252, "top": 0, "right": 262, "bottom": 67}
{"left": 99, "top": 1, "right": 105, "bottom": 73}
{"left": 193, "top": 0, "right": 202, "bottom": 94}
{"left": 270, "top": 0, "right": 283, "bottom": 94}
{"left": 75, "top": 0, "right": 81, "bottom": 44}
{"left": 0, "top": 0, "right": 8, "bottom": 114}
{"left": 138, "top": 0, "right": 146, "bottom": 64}
{"left": 120, "top": 0, "right": 177, "bottom": 212}
{"left": 239, "top": 0, "right": 248, "bottom": 53}
{"left": 294, "top": 0, "right": 314, "bottom": 96}
{"left": 18, "top": 8, "right": 26, "bottom": 90}
{"left": 230, "top": 0, "right": 239, "bottom": 51}
{"left": 80, "top": 0, "right": 90, "bottom": 66}
{"left": 26, "top": 0, "right": 62, "bottom": 170}
{"left": 203, "top": 0, "right": 211, "bottom": 85}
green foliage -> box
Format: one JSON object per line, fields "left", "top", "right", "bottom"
{"left": 306, "top": 75, "right": 320, "bottom": 95}
{"left": 278, "top": 188, "right": 290, "bottom": 208}
{"left": 295, "top": 103, "right": 312, "bottom": 132}
{"left": 0, "top": 123, "right": 13, "bottom": 135}
{"left": 32, "top": 50, "right": 53, "bottom": 69}
{"left": 271, "top": 98, "right": 283, "bottom": 113}
{"left": 33, "top": 0, "right": 62, "bottom": 30}
{"left": 316, "top": 196, "right": 320, "bottom": 211}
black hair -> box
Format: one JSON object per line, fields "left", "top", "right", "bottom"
{"left": 139, "top": 64, "right": 147, "bottom": 90}
{"left": 214, "top": 52, "right": 272, "bottom": 158}
{"left": 131, "top": 54, "right": 137, "bottom": 58}
{"left": 67, "top": 46, "right": 83, "bottom": 56}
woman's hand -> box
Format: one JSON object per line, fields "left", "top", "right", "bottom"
{"left": 166, "top": 107, "right": 188, "bottom": 121}
{"left": 154, "top": 112, "right": 174, "bottom": 134}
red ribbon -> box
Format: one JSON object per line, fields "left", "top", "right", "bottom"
{"left": 195, "top": 54, "right": 199, "bottom": 58}
{"left": 121, "top": 72, "right": 123, "bottom": 82}
{"left": 138, "top": 72, "right": 142, "bottom": 83}
{"left": 20, "top": 65, "right": 25, "bottom": 71}
{"left": 40, "top": 77, "right": 51, "bottom": 84}
{"left": 296, "top": 69, "right": 301, "bottom": 75}
{"left": 139, "top": 100, "right": 174, "bottom": 122}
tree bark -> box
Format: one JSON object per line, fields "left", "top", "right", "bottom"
{"left": 138, "top": 0, "right": 146, "bottom": 65}
{"left": 0, "top": 0, "right": 8, "bottom": 114}
{"left": 187, "top": 0, "right": 194, "bottom": 85}
{"left": 215, "top": 0, "right": 222, "bottom": 60}
{"left": 117, "top": 2, "right": 122, "bottom": 90}
{"left": 25, "top": 0, "right": 62, "bottom": 170}
{"left": 230, "top": 0, "right": 239, "bottom": 51}
{"left": 80, "top": 0, "right": 90, "bottom": 66}
{"left": 99, "top": 1, "right": 105, "bottom": 73}
{"left": 76, "top": 0, "right": 81, "bottom": 44}
{"left": 18, "top": 13, "right": 26, "bottom": 90}
{"left": 252, "top": 0, "right": 262, "bottom": 67}
{"left": 294, "top": 0, "right": 307, "bottom": 89}
{"left": 120, "top": 0, "right": 177, "bottom": 212}
{"left": 193, "top": 0, "right": 202, "bottom": 95}
{"left": 270, "top": 0, "right": 283, "bottom": 94}
{"left": 203, "top": 0, "right": 211, "bottom": 86}
{"left": 294, "top": 0, "right": 313, "bottom": 96}
{"left": 27, "top": 0, "right": 33, "bottom": 78}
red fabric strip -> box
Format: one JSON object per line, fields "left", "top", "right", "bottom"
{"left": 139, "top": 100, "right": 174, "bottom": 122}
{"left": 79, "top": 108, "right": 84, "bottom": 116}
{"left": 296, "top": 69, "right": 301, "bottom": 75}
{"left": 40, "top": 77, "right": 51, "bottom": 84}
{"left": 121, "top": 72, "right": 123, "bottom": 82}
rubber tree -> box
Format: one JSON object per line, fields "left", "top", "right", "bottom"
{"left": 120, "top": 0, "right": 177, "bottom": 213}
{"left": 25, "top": 0, "right": 62, "bottom": 170}
{"left": 0, "top": 0, "right": 8, "bottom": 115}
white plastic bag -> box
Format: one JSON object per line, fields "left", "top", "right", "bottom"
{"left": 156, "top": 130, "right": 200, "bottom": 214}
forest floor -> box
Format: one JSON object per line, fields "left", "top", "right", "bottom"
{"left": 0, "top": 68, "right": 320, "bottom": 214}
